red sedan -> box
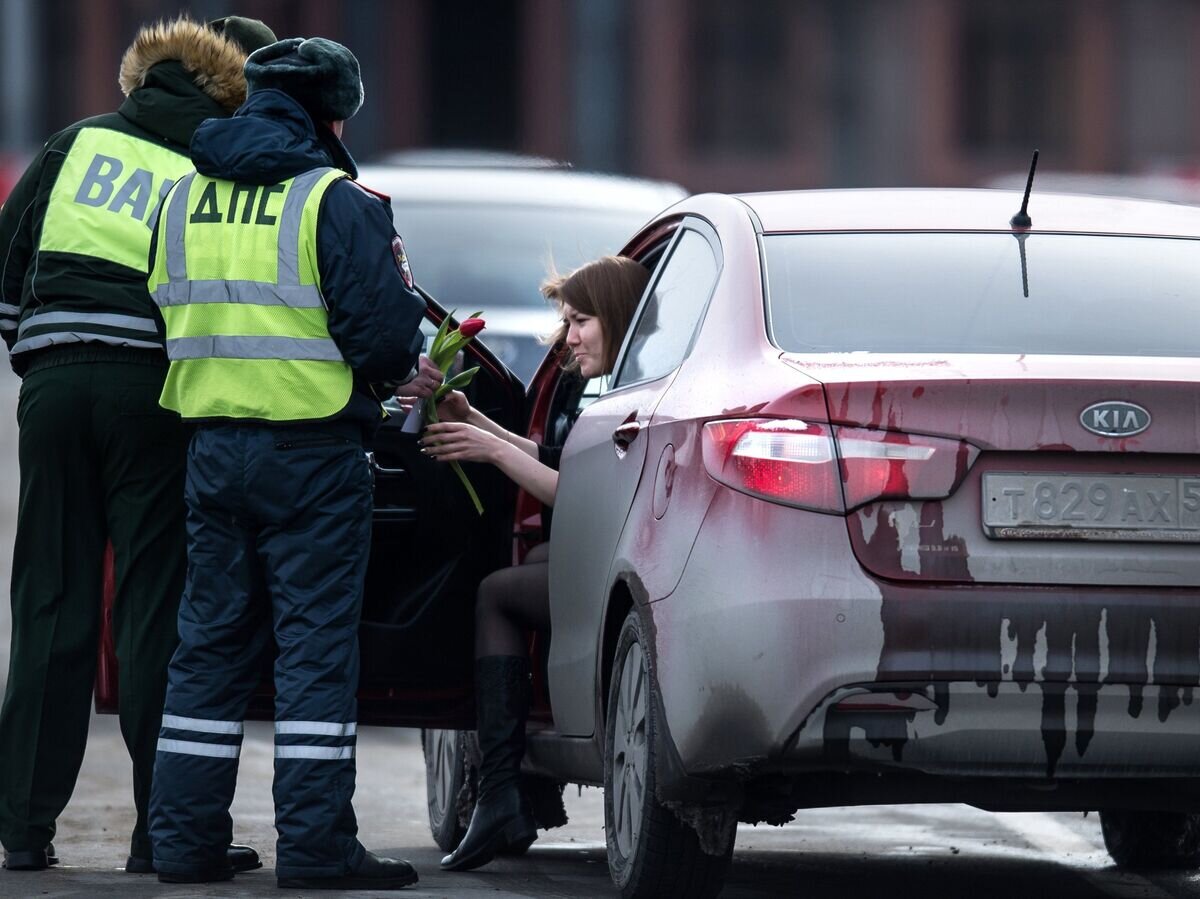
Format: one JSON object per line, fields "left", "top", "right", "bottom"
{"left": 101, "top": 187, "right": 1200, "bottom": 898}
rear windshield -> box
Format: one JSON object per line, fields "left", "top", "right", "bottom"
{"left": 764, "top": 232, "right": 1200, "bottom": 357}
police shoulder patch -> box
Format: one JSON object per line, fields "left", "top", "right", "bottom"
{"left": 392, "top": 235, "right": 413, "bottom": 289}
{"left": 348, "top": 180, "right": 392, "bottom": 203}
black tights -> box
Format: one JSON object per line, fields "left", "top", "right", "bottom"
{"left": 475, "top": 542, "right": 550, "bottom": 658}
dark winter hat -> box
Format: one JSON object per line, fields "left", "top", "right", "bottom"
{"left": 207, "top": 16, "right": 277, "bottom": 55}
{"left": 244, "top": 37, "right": 364, "bottom": 122}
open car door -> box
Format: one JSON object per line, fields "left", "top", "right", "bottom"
{"left": 95, "top": 292, "right": 526, "bottom": 731}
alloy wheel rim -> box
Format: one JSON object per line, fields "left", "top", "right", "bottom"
{"left": 612, "top": 641, "right": 648, "bottom": 860}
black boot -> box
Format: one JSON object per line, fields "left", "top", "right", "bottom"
{"left": 440, "top": 656, "right": 537, "bottom": 871}
{"left": 127, "top": 843, "right": 261, "bottom": 874}
{"left": 277, "top": 850, "right": 418, "bottom": 890}
{"left": 2, "top": 842, "right": 56, "bottom": 871}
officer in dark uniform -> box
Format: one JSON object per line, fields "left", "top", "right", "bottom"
{"left": 145, "top": 38, "right": 439, "bottom": 889}
{"left": 0, "top": 15, "right": 274, "bottom": 875}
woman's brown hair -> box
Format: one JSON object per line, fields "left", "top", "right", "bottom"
{"left": 543, "top": 255, "right": 650, "bottom": 374}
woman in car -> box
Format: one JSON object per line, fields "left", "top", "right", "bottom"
{"left": 420, "top": 254, "right": 649, "bottom": 872}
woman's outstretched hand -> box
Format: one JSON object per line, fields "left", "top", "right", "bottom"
{"left": 421, "top": 421, "right": 505, "bottom": 464}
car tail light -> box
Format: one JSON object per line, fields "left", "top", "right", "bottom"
{"left": 836, "top": 426, "right": 975, "bottom": 510}
{"left": 702, "top": 419, "right": 975, "bottom": 514}
{"left": 702, "top": 419, "right": 842, "bottom": 512}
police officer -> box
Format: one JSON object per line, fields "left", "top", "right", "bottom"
{"left": 0, "top": 15, "right": 274, "bottom": 875}
{"left": 146, "top": 38, "right": 438, "bottom": 889}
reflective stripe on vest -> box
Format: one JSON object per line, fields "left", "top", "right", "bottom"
{"left": 151, "top": 167, "right": 353, "bottom": 421}
{"left": 9, "top": 309, "right": 162, "bottom": 354}
{"left": 39, "top": 127, "right": 193, "bottom": 271}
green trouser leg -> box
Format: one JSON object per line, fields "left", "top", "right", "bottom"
{"left": 0, "top": 360, "right": 187, "bottom": 859}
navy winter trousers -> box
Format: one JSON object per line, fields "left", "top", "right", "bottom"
{"left": 148, "top": 425, "right": 372, "bottom": 879}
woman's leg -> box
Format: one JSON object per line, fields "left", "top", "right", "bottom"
{"left": 442, "top": 546, "right": 549, "bottom": 871}
{"left": 474, "top": 542, "right": 550, "bottom": 658}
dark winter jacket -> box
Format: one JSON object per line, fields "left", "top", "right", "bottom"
{"left": 0, "top": 19, "right": 250, "bottom": 376}
{"left": 177, "top": 88, "right": 426, "bottom": 435}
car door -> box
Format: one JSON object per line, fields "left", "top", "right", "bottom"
{"left": 548, "top": 221, "right": 723, "bottom": 736}
{"left": 355, "top": 295, "right": 525, "bottom": 728}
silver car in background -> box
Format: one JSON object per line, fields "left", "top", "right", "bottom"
{"left": 357, "top": 153, "right": 686, "bottom": 382}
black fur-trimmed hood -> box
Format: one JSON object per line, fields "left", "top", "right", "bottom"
{"left": 118, "top": 16, "right": 250, "bottom": 113}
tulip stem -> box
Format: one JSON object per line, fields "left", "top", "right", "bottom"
{"left": 426, "top": 400, "right": 485, "bottom": 516}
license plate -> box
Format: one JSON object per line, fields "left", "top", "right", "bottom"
{"left": 983, "top": 473, "right": 1200, "bottom": 542}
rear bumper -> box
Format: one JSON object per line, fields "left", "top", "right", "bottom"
{"left": 790, "top": 680, "right": 1200, "bottom": 779}
{"left": 650, "top": 488, "right": 1200, "bottom": 788}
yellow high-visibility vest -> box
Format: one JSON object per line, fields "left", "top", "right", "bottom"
{"left": 12, "top": 127, "right": 193, "bottom": 356}
{"left": 149, "top": 166, "right": 354, "bottom": 421}
{"left": 40, "top": 127, "right": 193, "bottom": 269}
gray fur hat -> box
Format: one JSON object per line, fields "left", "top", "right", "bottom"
{"left": 244, "top": 37, "right": 364, "bottom": 122}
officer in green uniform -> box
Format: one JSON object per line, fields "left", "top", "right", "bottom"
{"left": 0, "top": 15, "right": 274, "bottom": 874}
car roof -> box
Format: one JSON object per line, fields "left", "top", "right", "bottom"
{"left": 357, "top": 164, "right": 688, "bottom": 213}
{"left": 735, "top": 187, "right": 1200, "bottom": 238}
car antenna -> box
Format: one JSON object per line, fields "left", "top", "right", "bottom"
{"left": 1010, "top": 149, "right": 1038, "bottom": 297}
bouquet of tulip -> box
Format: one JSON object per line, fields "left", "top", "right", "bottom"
{"left": 403, "top": 312, "right": 487, "bottom": 515}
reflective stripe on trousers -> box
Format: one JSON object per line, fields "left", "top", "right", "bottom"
{"left": 156, "top": 715, "right": 244, "bottom": 759}
{"left": 275, "top": 720, "right": 357, "bottom": 760}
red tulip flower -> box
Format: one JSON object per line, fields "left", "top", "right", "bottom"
{"left": 458, "top": 318, "right": 486, "bottom": 339}
{"left": 423, "top": 311, "right": 487, "bottom": 515}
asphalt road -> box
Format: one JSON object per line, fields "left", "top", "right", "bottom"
{"left": 1, "top": 369, "right": 1198, "bottom": 898}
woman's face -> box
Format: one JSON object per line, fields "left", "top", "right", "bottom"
{"left": 562, "top": 302, "right": 607, "bottom": 378}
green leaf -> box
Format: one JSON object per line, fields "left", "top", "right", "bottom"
{"left": 442, "top": 366, "right": 480, "bottom": 392}
{"left": 429, "top": 309, "right": 455, "bottom": 360}
{"left": 432, "top": 336, "right": 465, "bottom": 370}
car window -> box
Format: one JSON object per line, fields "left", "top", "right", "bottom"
{"left": 394, "top": 204, "right": 654, "bottom": 383}
{"left": 614, "top": 229, "right": 719, "bottom": 387}
{"left": 541, "top": 370, "right": 604, "bottom": 449}
{"left": 764, "top": 232, "right": 1200, "bottom": 357}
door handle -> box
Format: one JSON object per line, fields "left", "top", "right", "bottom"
{"left": 366, "top": 451, "right": 407, "bottom": 476}
{"left": 612, "top": 420, "right": 644, "bottom": 457}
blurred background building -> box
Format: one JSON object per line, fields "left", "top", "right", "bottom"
{"left": 4, "top": 0, "right": 1200, "bottom": 196}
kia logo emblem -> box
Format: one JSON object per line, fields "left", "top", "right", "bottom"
{"left": 1080, "top": 401, "right": 1151, "bottom": 438}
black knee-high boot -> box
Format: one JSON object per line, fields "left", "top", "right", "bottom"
{"left": 440, "top": 656, "right": 537, "bottom": 871}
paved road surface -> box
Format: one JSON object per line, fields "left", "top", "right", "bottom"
{"left": 1, "top": 369, "right": 1198, "bottom": 898}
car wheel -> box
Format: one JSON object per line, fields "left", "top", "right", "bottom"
{"left": 604, "top": 609, "right": 733, "bottom": 899}
{"left": 421, "top": 728, "right": 469, "bottom": 852}
{"left": 1101, "top": 809, "right": 1200, "bottom": 869}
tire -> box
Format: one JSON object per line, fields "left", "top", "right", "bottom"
{"left": 422, "top": 728, "right": 470, "bottom": 852}
{"left": 1101, "top": 809, "right": 1200, "bottom": 870}
{"left": 603, "top": 609, "right": 733, "bottom": 899}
